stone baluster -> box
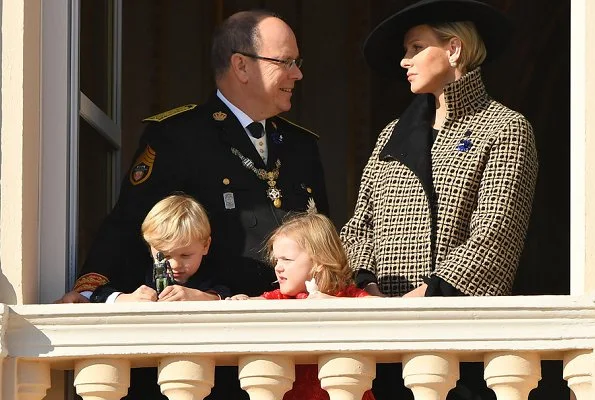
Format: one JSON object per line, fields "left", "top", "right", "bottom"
{"left": 563, "top": 350, "right": 593, "bottom": 400}
{"left": 402, "top": 353, "right": 459, "bottom": 400}
{"left": 74, "top": 358, "right": 130, "bottom": 400}
{"left": 239, "top": 355, "right": 295, "bottom": 400}
{"left": 16, "top": 360, "right": 51, "bottom": 400}
{"left": 484, "top": 352, "right": 541, "bottom": 400}
{"left": 318, "top": 354, "right": 375, "bottom": 400}
{"left": 158, "top": 356, "right": 215, "bottom": 400}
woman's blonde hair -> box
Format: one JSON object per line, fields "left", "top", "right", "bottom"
{"left": 430, "top": 21, "right": 487, "bottom": 73}
{"left": 265, "top": 212, "right": 353, "bottom": 295}
{"left": 142, "top": 194, "right": 211, "bottom": 253}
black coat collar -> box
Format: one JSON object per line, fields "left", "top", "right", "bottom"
{"left": 379, "top": 93, "right": 435, "bottom": 199}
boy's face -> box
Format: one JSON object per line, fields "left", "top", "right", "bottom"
{"left": 151, "top": 237, "right": 211, "bottom": 284}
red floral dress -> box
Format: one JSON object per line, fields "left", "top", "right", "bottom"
{"left": 261, "top": 286, "right": 376, "bottom": 400}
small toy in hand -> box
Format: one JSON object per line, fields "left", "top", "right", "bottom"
{"left": 152, "top": 251, "right": 175, "bottom": 295}
{"left": 305, "top": 278, "right": 319, "bottom": 295}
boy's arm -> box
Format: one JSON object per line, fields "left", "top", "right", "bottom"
{"left": 91, "top": 284, "right": 157, "bottom": 303}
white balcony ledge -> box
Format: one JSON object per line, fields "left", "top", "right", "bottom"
{"left": 3, "top": 295, "right": 595, "bottom": 368}
{"left": 1, "top": 296, "right": 594, "bottom": 400}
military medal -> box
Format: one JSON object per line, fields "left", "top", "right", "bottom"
{"left": 231, "top": 147, "right": 282, "bottom": 208}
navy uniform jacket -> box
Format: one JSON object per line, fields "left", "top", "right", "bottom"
{"left": 76, "top": 94, "right": 329, "bottom": 297}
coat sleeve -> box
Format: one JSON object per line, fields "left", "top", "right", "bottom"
{"left": 434, "top": 116, "right": 538, "bottom": 295}
{"left": 340, "top": 120, "right": 397, "bottom": 276}
{"left": 75, "top": 122, "right": 189, "bottom": 294}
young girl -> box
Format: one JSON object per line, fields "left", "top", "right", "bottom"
{"left": 228, "top": 212, "right": 375, "bottom": 400}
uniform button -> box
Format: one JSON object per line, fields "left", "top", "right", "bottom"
{"left": 258, "top": 141, "right": 264, "bottom": 146}
{"left": 259, "top": 149, "right": 264, "bottom": 153}
{"left": 223, "top": 178, "right": 230, "bottom": 185}
{"left": 306, "top": 187, "right": 312, "bottom": 193}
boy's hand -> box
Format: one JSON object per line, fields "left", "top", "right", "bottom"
{"left": 158, "top": 285, "right": 219, "bottom": 301}
{"left": 115, "top": 285, "right": 157, "bottom": 302}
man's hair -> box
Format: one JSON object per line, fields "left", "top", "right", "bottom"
{"left": 142, "top": 194, "right": 211, "bottom": 253}
{"left": 211, "top": 10, "right": 281, "bottom": 79}
{"left": 431, "top": 21, "right": 487, "bottom": 73}
{"left": 265, "top": 212, "right": 353, "bottom": 295}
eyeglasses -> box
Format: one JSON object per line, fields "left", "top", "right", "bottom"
{"left": 233, "top": 50, "right": 303, "bottom": 70}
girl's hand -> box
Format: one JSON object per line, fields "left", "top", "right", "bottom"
{"left": 158, "top": 285, "right": 219, "bottom": 301}
{"left": 226, "top": 294, "right": 250, "bottom": 300}
{"left": 116, "top": 285, "right": 157, "bottom": 302}
{"left": 307, "top": 291, "right": 334, "bottom": 299}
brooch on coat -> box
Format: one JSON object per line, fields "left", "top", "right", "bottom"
{"left": 270, "top": 120, "right": 284, "bottom": 144}
{"left": 456, "top": 130, "right": 473, "bottom": 152}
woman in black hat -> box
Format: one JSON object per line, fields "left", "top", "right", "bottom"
{"left": 341, "top": 1, "right": 539, "bottom": 398}
{"left": 342, "top": 0, "right": 538, "bottom": 299}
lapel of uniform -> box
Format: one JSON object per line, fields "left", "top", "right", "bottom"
{"left": 379, "top": 93, "right": 435, "bottom": 201}
{"left": 265, "top": 117, "right": 283, "bottom": 169}
{"left": 209, "top": 95, "right": 267, "bottom": 168}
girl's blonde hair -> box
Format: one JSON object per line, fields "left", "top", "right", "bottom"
{"left": 265, "top": 212, "right": 353, "bottom": 295}
{"left": 141, "top": 194, "right": 210, "bottom": 253}
{"left": 430, "top": 21, "right": 487, "bottom": 73}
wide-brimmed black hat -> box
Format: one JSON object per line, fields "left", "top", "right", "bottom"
{"left": 363, "top": 0, "right": 512, "bottom": 75}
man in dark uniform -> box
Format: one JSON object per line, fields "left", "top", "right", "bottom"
{"left": 56, "top": 9, "right": 328, "bottom": 399}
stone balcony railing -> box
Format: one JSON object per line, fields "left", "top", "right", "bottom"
{"left": 1, "top": 296, "right": 594, "bottom": 400}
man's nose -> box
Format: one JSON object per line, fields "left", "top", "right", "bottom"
{"left": 291, "top": 65, "right": 303, "bottom": 80}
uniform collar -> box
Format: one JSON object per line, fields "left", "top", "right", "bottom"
{"left": 216, "top": 90, "right": 265, "bottom": 131}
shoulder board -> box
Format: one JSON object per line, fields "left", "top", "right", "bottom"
{"left": 277, "top": 116, "right": 319, "bottom": 138}
{"left": 142, "top": 104, "right": 197, "bottom": 123}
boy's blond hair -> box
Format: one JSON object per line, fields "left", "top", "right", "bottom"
{"left": 431, "top": 21, "right": 487, "bottom": 73}
{"left": 142, "top": 194, "right": 210, "bottom": 253}
{"left": 265, "top": 212, "right": 352, "bottom": 295}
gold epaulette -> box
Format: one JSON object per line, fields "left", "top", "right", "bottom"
{"left": 277, "top": 116, "right": 319, "bottom": 138}
{"left": 142, "top": 104, "right": 197, "bottom": 122}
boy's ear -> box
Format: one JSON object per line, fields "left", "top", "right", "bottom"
{"left": 203, "top": 236, "right": 212, "bottom": 255}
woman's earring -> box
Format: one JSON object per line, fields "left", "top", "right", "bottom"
{"left": 449, "top": 59, "right": 457, "bottom": 68}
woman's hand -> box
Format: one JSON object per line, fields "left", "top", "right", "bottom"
{"left": 158, "top": 285, "right": 219, "bottom": 301}
{"left": 402, "top": 283, "right": 428, "bottom": 298}
{"left": 115, "top": 285, "right": 157, "bottom": 302}
{"left": 364, "top": 283, "right": 386, "bottom": 297}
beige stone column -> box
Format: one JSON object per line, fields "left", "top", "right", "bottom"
{"left": 17, "top": 360, "right": 51, "bottom": 400}
{"left": 563, "top": 350, "right": 593, "bottom": 400}
{"left": 74, "top": 359, "right": 130, "bottom": 400}
{"left": 318, "top": 354, "right": 375, "bottom": 400}
{"left": 0, "top": 0, "right": 42, "bottom": 306}
{"left": 238, "top": 355, "right": 295, "bottom": 400}
{"left": 402, "top": 353, "right": 459, "bottom": 400}
{"left": 158, "top": 356, "right": 215, "bottom": 400}
{"left": 484, "top": 352, "right": 541, "bottom": 400}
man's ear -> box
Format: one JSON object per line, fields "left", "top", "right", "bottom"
{"left": 230, "top": 53, "right": 249, "bottom": 83}
{"left": 448, "top": 37, "right": 462, "bottom": 65}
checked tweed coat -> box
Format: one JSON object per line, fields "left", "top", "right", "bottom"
{"left": 341, "top": 68, "right": 538, "bottom": 297}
